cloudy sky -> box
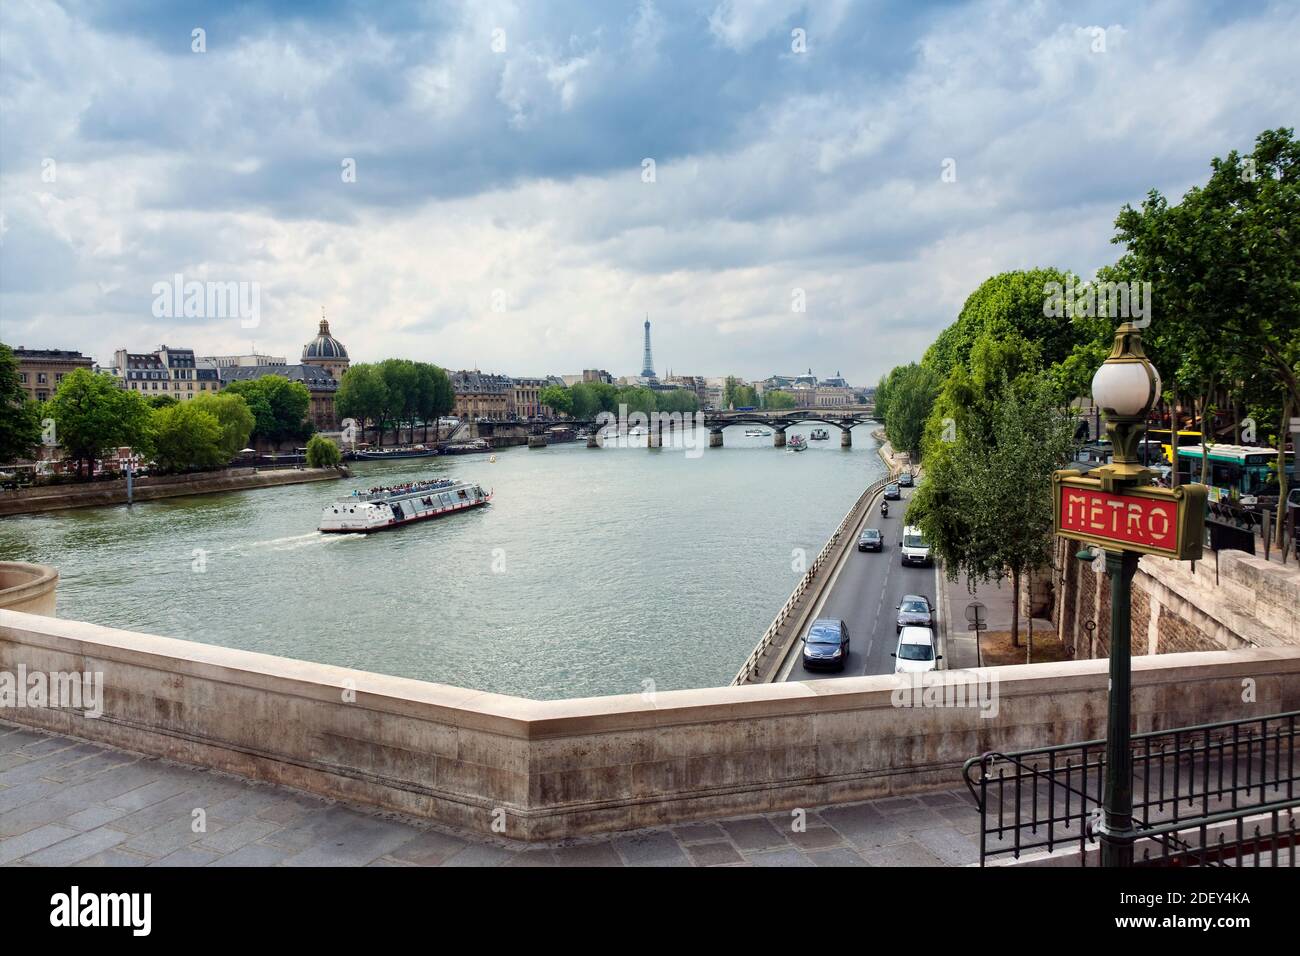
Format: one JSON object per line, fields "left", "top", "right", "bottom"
{"left": 0, "top": 0, "right": 1295, "bottom": 385}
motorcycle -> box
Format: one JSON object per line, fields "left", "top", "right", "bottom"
{"left": 880, "top": 501, "right": 889, "bottom": 518}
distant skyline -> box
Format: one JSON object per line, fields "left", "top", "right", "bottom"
{"left": 2, "top": 1, "right": 1297, "bottom": 383}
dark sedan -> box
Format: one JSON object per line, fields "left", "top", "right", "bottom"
{"left": 895, "top": 594, "right": 934, "bottom": 633}
{"left": 857, "top": 528, "right": 883, "bottom": 552}
{"left": 898, "top": 472, "right": 913, "bottom": 487}
{"left": 802, "top": 618, "right": 850, "bottom": 671}
{"left": 884, "top": 482, "right": 901, "bottom": 500}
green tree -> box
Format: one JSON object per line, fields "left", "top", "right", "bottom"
{"left": 145, "top": 394, "right": 177, "bottom": 409}
{"left": 45, "top": 369, "right": 152, "bottom": 478}
{"left": 539, "top": 384, "right": 573, "bottom": 417}
{"left": 150, "top": 402, "right": 224, "bottom": 473}
{"left": 190, "top": 392, "right": 255, "bottom": 462}
{"left": 378, "top": 358, "right": 418, "bottom": 444}
{"left": 223, "top": 376, "right": 312, "bottom": 443}
{"left": 908, "top": 373, "right": 1073, "bottom": 655}
{"left": 880, "top": 364, "right": 940, "bottom": 459}
{"left": 335, "top": 363, "right": 390, "bottom": 446}
{"left": 763, "top": 389, "right": 797, "bottom": 410}
{"left": 306, "top": 434, "right": 342, "bottom": 468}
{"left": 0, "top": 343, "right": 42, "bottom": 463}
{"left": 412, "top": 363, "right": 452, "bottom": 441}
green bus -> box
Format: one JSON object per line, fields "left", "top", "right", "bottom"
{"left": 1175, "top": 444, "right": 1295, "bottom": 505}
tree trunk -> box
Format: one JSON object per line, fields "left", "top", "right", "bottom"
{"left": 1026, "top": 567, "right": 1034, "bottom": 665}
{"left": 1010, "top": 568, "right": 1021, "bottom": 649}
{"left": 1277, "top": 396, "right": 1292, "bottom": 551}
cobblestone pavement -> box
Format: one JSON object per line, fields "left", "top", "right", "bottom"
{"left": 0, "top": 720, "right": 980, "bottom": 867}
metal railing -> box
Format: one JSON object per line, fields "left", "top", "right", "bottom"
{"left": 963, "top": 711, "right": 1300, "bottom": 866}
{"left": 732, "top": 475, "right": 889, "bottom": 684}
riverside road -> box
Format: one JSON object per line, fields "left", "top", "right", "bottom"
{"left": 780, "top": 481, "right": 944, "bottom": 681}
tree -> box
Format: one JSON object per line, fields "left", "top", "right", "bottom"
{"left": 539, "top": 384, "right": 573, "bottom": 417}
{"left": 222, "top": 376, "right": 312, "bottom": 444}
{"left": 335, "top": 363, "right": 390, "bottom": 446}
{"left": 908, "top": 373, "right": 1073, "bottom": 656}
{"left": 145, "top": 394, "right": 178, "bottom": 409}
{"left": 412, "top": 363, "right": 452, "bottom": 441}
{"left": 45, "top": 369, "right": 152, "bottom": 478}
{"left": 150, "top": 402, "right": 224, "bottom": 473}
{"left": 879, "top": 364, "right": 940, "bottom": 459}
{"left": 0, "top": 343, "right": 42, "bottom": 463}
{"left": 190, "top": 393, "right": 255, "bottom": 462}
{"left": 764, "top": 389, "right": 797, "bottom": 410}
{"left": 378, "top": 358, "right": 418, "bottom": 444}
{"left": 306, "top": 434, "right": 342, "bottom": 468}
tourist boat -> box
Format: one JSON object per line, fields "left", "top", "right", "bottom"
{"left": 744, "top": 428, "right": 773, "bottom": 437}
{"left": 442, "top": 439, "right": 493, "bottom": 455}
{"left": 320, "top": 478, "right": 491, "bottom": 533}
{"left": 788, "top": 435, "right": 808, "bottom": 452}
{"left": 810, "top": 428, "right": 830, "bottom": 441}
{"left": 353, "top": 445, "right": 438, "bottom": 460}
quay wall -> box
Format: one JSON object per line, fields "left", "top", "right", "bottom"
{"left": 0, "top": 467, "right": 344, "bottom": 516}
{"left": 3, "top": 601, "right": 1296, "bottom": 841}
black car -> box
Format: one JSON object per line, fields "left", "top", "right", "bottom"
{"left": 898, "top": 472, "right": 913, "bottom": 487}
{"left": 895, "top": 594, "right": 933, "bottom": 633}
{"left": 857, "top": 528, "right": 883, "bottom": 552}
{"left": 802, "top": 618, "right": 850, "bottom": 671}
{"left": 884, "top": 482, "right": 901, "bottom": 500}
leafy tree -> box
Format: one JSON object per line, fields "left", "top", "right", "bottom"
{"left": 880, "top": 363, "right": 940, "bottom": 459}
{"left": 412, "top": 363, "right": 452, "bottom": 441}
{"left": 145, "top": 394, "right": 178, "bottom": 409}
{"left": 190, "top": 392, "right": 255, "bottom": 462}
{"left": 335, "top": 363, "right": 391, "bottom": 445}
{"left": 0, "top": 343, "right": 42, "bottom": 463}
{"left": 45, "top": 369, "right": 152, "bottom": 478}
{"left": 614, "top": 386, "right": 658, "bottom": 414}
{"left": 539, "top": 384, "right": 573, "bottom": 417}
{"left": 764, "top": 389, "right": 797, "bottom": 410}
{"left": 378, "top": 358, "right": 419, "bottom": 443}
{"left": 657, "top": 388, "right": 699, "bottom": 413}
{"left": 306, "top": 434, "right": 342, "bottom": 468}
{"left": 908, "top": 373, "right": 1073, "bottom": 655}
{"left": 222, "top": 376, "right": 312, "bottom": 443}
{"left": 150, "top": 402, "right": 224, "bottom": 473}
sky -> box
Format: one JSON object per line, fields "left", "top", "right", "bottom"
{"left": 0, "top": 0, "right": 1296, "bottom": 385}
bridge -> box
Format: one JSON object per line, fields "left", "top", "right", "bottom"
{"left": 523, "top": 405, "right": 877, "bottom": 448}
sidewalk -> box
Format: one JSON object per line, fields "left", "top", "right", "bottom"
{"left": 941, "top": 569, "right": 1053, "bottom": 670}
{"left": 0, "top": 720, "right": 981, "bottom": 867}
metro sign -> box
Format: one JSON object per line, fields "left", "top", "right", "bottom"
{"left": 1053, "top": 471, "right": 1207, "bottom": 561}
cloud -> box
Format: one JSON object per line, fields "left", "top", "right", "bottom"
{"left": 0, "top": 0, "right": 1296, "bottom": 385}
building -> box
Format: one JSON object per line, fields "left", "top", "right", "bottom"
{"left": 757, "top": 369, "right": 856, "bottom": 407}
{"left": 450, "top": 370, "right": 511, "bottom": 421}
{"left": 200, "top": 353, "right": 288, "bottom": 369}
{"left": 219, "top": 364, "right": 340, "bottom": 431}
{"left": 511, "top": 377, "right": 549, "bottom": 419}
{"left": 10, "top": 348, "right": 94, "bottom": 402}
{"left": 109, "top": 346, "right": 222, "bottom": 400}
{"left": 301, "top": 315, "right": 350, "bottom": 381}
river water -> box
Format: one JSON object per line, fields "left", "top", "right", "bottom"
{"left": 0, "top": 425, "right": 884, "bottom": 700}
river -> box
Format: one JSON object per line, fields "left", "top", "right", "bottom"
{"left": 0, "top": 424, "right": 885, "bottom": 700}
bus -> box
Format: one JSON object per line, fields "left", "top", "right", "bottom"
{"left": 1175, "top": 444, "right": 1295, "bottom": 505}
{"left": 1147, "top": 427, "right": 1203, "bottom": 467}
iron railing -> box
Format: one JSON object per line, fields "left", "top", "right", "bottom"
{"left": 963, "top": 711, "right": 1300, "bottom": 866}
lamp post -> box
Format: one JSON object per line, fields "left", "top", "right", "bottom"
{"left": 1088, "top": 322, "right": 1162, "bottom": 867}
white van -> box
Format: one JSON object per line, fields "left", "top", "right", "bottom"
{"left": 900, "top": 525, "right": 931, "bottom": 567}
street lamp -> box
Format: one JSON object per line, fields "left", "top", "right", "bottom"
{"left": 1088, "top": 321, "right": 1161, "bottom": 867}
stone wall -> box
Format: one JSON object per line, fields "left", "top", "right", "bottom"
{"left": 4, "top": 607, "right": 1297, "bottom": 841}
{"left": 0, "top": 467, "right": 343, "bottom": 516}
{"left": 0, "top": 563, "right": 58, "bottom": 616}
{"left": 1054, "top": 540, "right": 1300, "bottom": 660}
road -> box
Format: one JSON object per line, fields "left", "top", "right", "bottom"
{"left": 780, "top": 482, "right": 942, "bottom": 682}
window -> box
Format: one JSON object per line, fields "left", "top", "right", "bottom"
{"left": 18, "top": 372, "right": 26, "bottom": 383}
{"left": 37, "top": 372, "right": 48, "bottom": 384}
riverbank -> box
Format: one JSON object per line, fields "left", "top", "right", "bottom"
{"left": 0, "top": 467, "right": 345, "bottom": 517}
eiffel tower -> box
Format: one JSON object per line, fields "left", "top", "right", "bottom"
{"left": 640, "top": 316, "right": 656, "bottom": 378}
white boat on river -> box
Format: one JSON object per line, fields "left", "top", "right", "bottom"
{"left": 319, "top": 478, "right": 491, "bottom": 533}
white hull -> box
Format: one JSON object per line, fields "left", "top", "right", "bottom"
{"left": 320, "top": 481, "right": 491, "bottom": 533}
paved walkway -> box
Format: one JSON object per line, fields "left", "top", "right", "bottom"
{"left": 0, "top": 720, "right": 980, "bottom": 867}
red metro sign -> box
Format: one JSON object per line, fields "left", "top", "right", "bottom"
{"left": 1053, "top": 472, "right": 1206, "bottom": 561}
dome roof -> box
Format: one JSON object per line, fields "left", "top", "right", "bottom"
{"left": 303, "top": 319, "right": 348, "bottom": 360}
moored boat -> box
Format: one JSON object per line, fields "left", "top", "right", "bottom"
{"left": 353, "top": 445, "right": 437, "bottom": 460}
{"left": 320, "top": 478, "right": 491, "bottom": 533}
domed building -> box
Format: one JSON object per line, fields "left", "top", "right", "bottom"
{"left": 302, "top": 314, "right": 349, "bottom": 381}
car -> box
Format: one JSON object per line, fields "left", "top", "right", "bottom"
{"left": 884, "top": 482, "right": 901, "bottom": 500}
{"left": 858, "top": 528, "right": 883, "bottom": 552}
{"left": 892, "top": 626, "right": 941, "bottom": 674}
{"left": 900, "top": 525, "right": 932, "bottom": 567}
{"left": 896, "top": 594, "right": 933, "bottom": 632}
{"left": 897, "top": 472, "right": 913, "bottom": 487}
{"left": 802, "top": 618, "right": 850, "bottom": 671}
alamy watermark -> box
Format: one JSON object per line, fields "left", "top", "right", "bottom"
{"left": 151, "top": 273, "right": 261, "bottom": 328}
{"left": 0, "top": 666, "right": 104, "bottom": 718}
{"left": 1043, "top": 277, "right": 1151, "bottom": 326}
{"left": 594, "top": 405, "right": 707, "bottom": 459}
{"left": 891, "top": 669, "right": 999, "bottom": 718}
